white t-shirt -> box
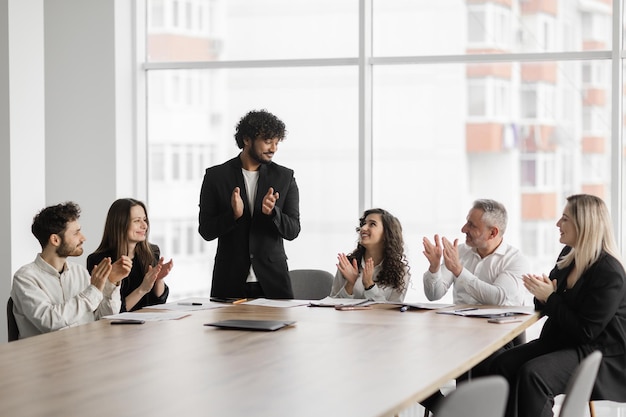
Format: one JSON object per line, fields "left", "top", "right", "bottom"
{"left": 242, "top": 168, "right": 260, "bottom": 283}
{"left": 242, "top": 168, "right": 259, "bottom": 215}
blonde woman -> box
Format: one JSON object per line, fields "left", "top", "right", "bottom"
{"left": 491, "top": 194, "right": 626, "bottom": 417}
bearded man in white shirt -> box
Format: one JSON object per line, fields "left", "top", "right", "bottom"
{"left": 423, "top": 199, "right": 529, "bottom": 306}
{"left": 420, "top": 199, "right": 530, "bottom": 415}
{"left": 10, "top": 202, "right": 131, "bottom": 339}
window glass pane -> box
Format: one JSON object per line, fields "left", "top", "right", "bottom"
{"left": 185, "top": 1, "right": 193, "bottom": 30}
{"left": 147, "top": 67, "right": 358, "bottom": 299}
{"left": 373, "top": 61, "right": 612, "bottom": 299}
{"left": 150, "top": 145, "right": 166, "bottom": 181}
{"left": 172, "top": 0, "right": 179, "bottom": 27}
{"left": 467, "top": 82, "right": 486, "bottom": 116}
{"left": 373, "top": 0, "right": 613, "bottom": 56}
{"left": 146, "top": 0, "right": 358, "bottom": 62}
{"left": 467, "top": 9, "right": 485, "bottom": 43}
{"left": 171, "top": 148, "right": 180, "bottom": 180}
{"left": 143, "top": 1, "right": 623, "bottom": 302}
{"left": 521, "top": 159, "right": 537, "bottom": 187}
{"left": 149, "top": 0, "right": 165, "bottom": 29}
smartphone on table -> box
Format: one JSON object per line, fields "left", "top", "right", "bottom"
{"left": 487, "top": 316, "right": 522, "bottom": 324}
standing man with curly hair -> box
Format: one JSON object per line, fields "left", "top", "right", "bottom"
{"left": 198, "top": 110, "right": 300, "bottom": 299}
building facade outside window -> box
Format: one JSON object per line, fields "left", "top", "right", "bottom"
{"left": 143, "top": 0, "right": 624, "bottom": 303}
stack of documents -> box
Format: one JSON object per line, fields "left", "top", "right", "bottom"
{"left": 436, "top": 307, "right": 534, "bottom": 318}
{"left": 238, "top": 298, "right": 311, "bottom": 308}
{"left": 308, "top": 297, "right": 370, "bottom": 307}
{"left": 309, "top": 297, "right": 454, "bottom": 310}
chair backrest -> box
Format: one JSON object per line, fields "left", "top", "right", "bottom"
{"left": 7, "top": 297, "right": 19, "bottom": 342}
{"left": 437, "top": 376, "right": 508, "bottom": 417}
{"left": 289, "top": 269, "right": 334, "bottom": 300}
{"left": 559, "top": 351, "right": 602, "bottom": 417}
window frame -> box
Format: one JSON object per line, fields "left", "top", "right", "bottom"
{"left": 137, "top": 0, "right": 626, "bottom": 260}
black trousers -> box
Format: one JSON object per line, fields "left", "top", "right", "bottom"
{"left": 244, "top": 282, "right": 265, "bottom": 299}
{"left": 490, "top": 339, "right": 579, "bottom": 417}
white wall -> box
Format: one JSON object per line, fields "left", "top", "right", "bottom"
{"left": 0, "top": 0, "right": 138, "bottom": 342}
{"left": 44, "top": 0, "right": 137, "bottom": 253}
{"left": 0, "top": 0, "right": 11, "bottom": 344}
{"left": 0, "top": 0, "right": 46, "bottom": 343}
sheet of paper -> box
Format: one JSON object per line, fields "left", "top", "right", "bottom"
{"left": 371, "top": 300, "right": 455, "bottom": 310}
{"left": 437, "top": 307, "right": 534, "bottom": 317}
{"left": 402, "top": 302, "right": 455, "bottom": 310}
{"left": 148, "top": 298, "right": 231, "bottom": 311}
{"left": 241, "top": 298, "right": 311, "bottom": 308}
{"left": 308, "top": 296, "right": 370, "bottom": 307}
{"left": 103, "top": 311, "right": 191, "bottom": 321}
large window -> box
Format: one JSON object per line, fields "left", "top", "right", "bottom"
{"left": 144, "top": 0, "right": 624, "bottom": 303}
{"left": 147, "top": 66, "right": 358, "bottom": 297}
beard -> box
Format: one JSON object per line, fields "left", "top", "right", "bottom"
{"left": 465, "top": 234, "right": 488, "bottom": 251}
{"left": 56, "top": 240, "right": 83, "bottom": 257}
{"left": 248, "top": 146, "right": 272, "bottom": 165}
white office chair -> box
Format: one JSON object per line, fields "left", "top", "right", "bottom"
{"left": 436, "top": 376, "right": 508, "bottom": 417}
{"left": 289, "top": 269, "right": 334, "bottom": 300}
{"left": 559, "top": 351, "right": 602, "bottom": 417}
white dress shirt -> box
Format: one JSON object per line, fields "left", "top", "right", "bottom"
{"left": 423, "top": 241, "right": 530, "bottom": 306}
{"left": 11, "top": 254, "right": 121, "bottom": 339}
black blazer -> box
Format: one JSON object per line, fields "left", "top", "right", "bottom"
{"left": 87, "top": 244, "right": 169, "bottom": 312}
{"left": 198, "top": 156, "right": 300, "bottom": 298}
{"left": 538, "top": 247, "right": 626, "bottom": 402}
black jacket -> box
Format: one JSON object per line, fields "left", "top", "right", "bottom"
{"left": 87, "top": 245, "right": 169, "bottom": 312}
{"left": 538, "top": 247, "right": 626, "bottom": 401}
{"left": 198, "top": 156, "right": 300, "bottom": 298}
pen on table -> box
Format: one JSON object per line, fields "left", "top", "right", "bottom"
{"left": 399, "top": 305, "right": 409, "bottom": 313}
{"left": 454, "top": 307, "right": 478, "bottom": 313}
{"left": 232, "top": 298, "right": 248, "bottom": 305}
{"left": 178, "top": 302, "right": 203, "bottom": 306}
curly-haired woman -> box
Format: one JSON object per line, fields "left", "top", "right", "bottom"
{"left": 330, "top": 208, "right": 411, "bottom": 302}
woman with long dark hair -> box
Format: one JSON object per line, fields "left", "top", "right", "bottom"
{"left": 330, "top": 208, "right": 411, "bottom": 302}
{"left": 87, "top": 198, "right": 173, "bottom": 312}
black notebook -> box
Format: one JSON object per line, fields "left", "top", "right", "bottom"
{"left": 204, "top": 319, "right": 296, "bottom": 331}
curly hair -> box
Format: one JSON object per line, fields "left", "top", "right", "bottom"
{"left": 347, "top": 208, "right": 410, "bottom": 292}
{"left": 31, "top": 202, "right": 81, "bottom": 249}
{"left": 234, "top": 109, "right": 286, "bottom": 149}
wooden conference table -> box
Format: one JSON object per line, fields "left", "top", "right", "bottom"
{"left": 0, "top": 302, "right": 537, "bottom": 417}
